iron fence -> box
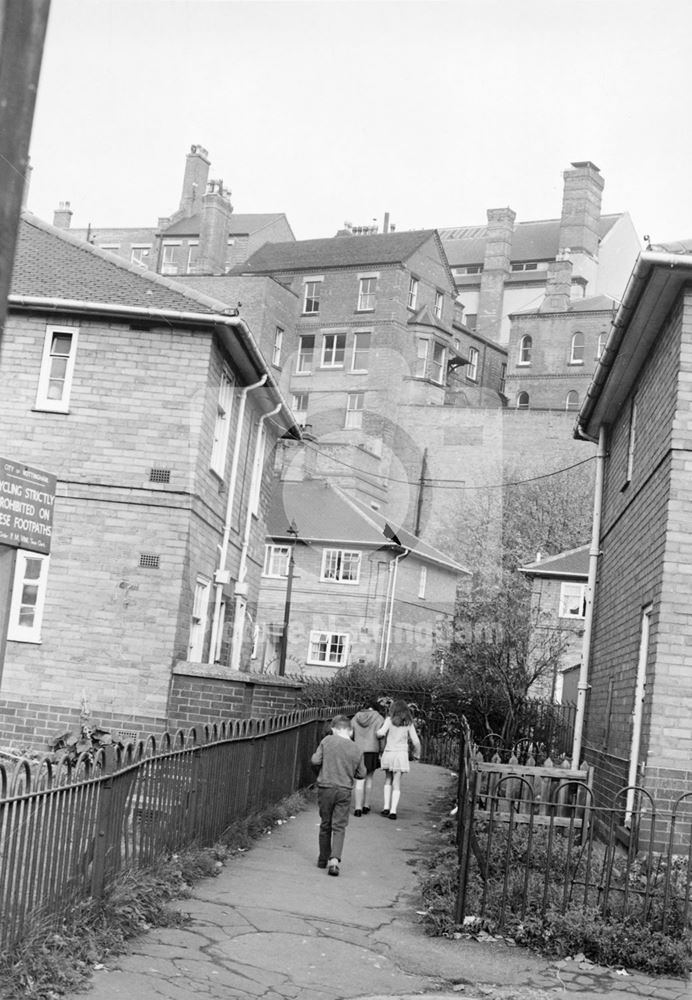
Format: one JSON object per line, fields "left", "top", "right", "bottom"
{"left": 455, "top": 717, "right": 692, "bottom": 938}
{"left": 0, "top": 707, "right": 345, "bottom": 954}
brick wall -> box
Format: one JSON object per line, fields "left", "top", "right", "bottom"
{"left": 169, "top": 664, "right": 302, "bottom": 729}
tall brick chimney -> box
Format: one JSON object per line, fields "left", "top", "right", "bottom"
{"left": 558, "top": 161, "right": 604, "bottom": 292}
{"left": 53, "top": 201, "right": 73, "bottom": 228}
{"left": 540, "top": 257, "right": 573, "bottom": 312}
{"left": 179, "top": 144, "right": 210, "bottom": 218}
{"left": 477, "top": 206, "right": 515, "bottom": 343}
{"left": 196, "top": 179, "right": 233, "bottom": 274}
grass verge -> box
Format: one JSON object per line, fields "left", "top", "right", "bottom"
{"left": 0, "top": 788, "right": 314, "bottom": 1000}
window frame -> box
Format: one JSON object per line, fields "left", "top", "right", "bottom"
{"left": 430, "top": 341, "right": 445, "bottom": 384}
{"left": 296, "top": 334, "right": 315, "bottom": 374}
{"left": 357, "top": 276, "right": 377, "bottom": 312}
{"left": 344, "top": 391, "right": 364, "bottom": 429}
{"left": 210, "top": 369, "right": 235, "bottom": 477}
{"left": 516, "top": 391, "right": 530, "bottom": 410}
{"left": 321, "top": 332, "right": 346, "bottom": 368}
{"left": 320, "top": 548, "right": 362, "bottom": 584}
{"left": 35, "top": 324, "right": 80, "bottom": 413}
{"left": 351, "top": 331, "right": 371, "bottom": 372}
{"left": 130, "top": 244, "right": 151, "bottom": 267}
{"left": 7, "top": 551, "right": 50, "bottom": 643}
{"left": 188, "top": 575, "right": 211, "bottom": 662}
{"left": 518, "top": 335, "right": 532, "bottom": 366}
{"left": 407, "top": 275, "right": 419, "bottom": 310}
{"left": 161, "top": 242, "right": 180, "bottom": 275}
{"left": 291, "top": 391, "right": 309, "bottom": 424}
{"left": 302, "top": 276, "right": 323, "bottom": 315}
{"left": 565, "top": 390, "right": 580, "bottom": 411}
{"left": 466, "top": 346, "right": 479, "bottom": 382}
{"left": 570, "top": 331, "right": 585, "bottom": 365}
{"left": 263, "top": 544, "right": 290, "bottom": 578}
{"left": 597, "top": 332, "right": 607, "bottom": 359}
{"left": 559, "top": 581, "right": 587, "bottom": 620}
{"left": 434, "top": 290, "right": 444, "bottom": 320}
{"left": 272, "top": 326, "right": 284, "bottom": 367}
{"left": 307, "top": 629, "right": 350, "bottom": 666}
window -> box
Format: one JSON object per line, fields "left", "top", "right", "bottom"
{"left": 308, "top": 630, "right": 349, "bottom": 665}
{"left": 7, "top": 552, "right": 49, "bottom": 643}
{"left": 272, "top": 326, "right": 284, "bottom": 367}
{"left": 188, "top": 576, "right": 211, "bottom": 661}
{"left": 626, "top": 396, "right": 637, "bottom": 484}
{"left": 357, "top": 276, "right": 376, "bottom": 311}
{"left": 499, "top": 363, "right": 507, "bottom": 395}
{"left": 516, "top": 391, "right": 530, "bottom": 409}
{"left": 565, "top": 390, "right": 580, "bottom": 411}
{"left": 321, "top": 548, "right": 361, "bottom": 583}
{"left": 351, "top": 331, "right": 371, "bottom": 371}
{"left": 249, "top": 422, "right": 266, "bottom": 516}
{"left": 597, "top": 332, "right": 607, "bottom": 359}
{"left": 210, "top": 370, "right": 235, "bottom": 476}
{"left": 407, "top": 276, "right": 419, "bottom": 310}
{"left": 345, "top": 392, "right": 364, "bottom": 429}
{"left": 511, "top": 261, "right": 543, "bottom": 272}
{"left": 415, "top": 338, "right": 428, "bottom": 378}
{"left": 454, "top": 264, "right": 483, "bottom": 275}
{"left": 430, "top": 341, "right": 445, "bottom": 384}
{"left": 302, "top": 278, "right": 322, "bottom": 314}
{"left": 418, "top": 565, "right": 427, "bottom": 599}
{"left": 518, "top": 335, "right": 532, "bottom": 365}
{"left": 296, "top": 334, "right": 315, "bottom": 373}
{"left": 130, "top": 245, "right": 151, "bottom": 266}
{"left": 263, "top": 544, "right": 290, "bottom": 577}
{"left": 186, "top": 241, "right": 199, "bottom": 274}
{"left": 322, "top": 332, "right": 346, "bottom": 368}
{"left": 100, "top": 243, "right": 120, "bottom": 252}
{"left": 291, "top": 392, "right": 309, "bottom": 424}
{"left": 466, "top": 346, "right": 479, "bottom": 381}
{"left": 465, "top": 313, "right": 477, "bottom": 331}
{"left": 434, "top": 290, "right": 444, "bottom": 320}
{"left": 35, "top": 325, "right": 79, "bottom": 412}
{"left": 161, "top": 243, "right": 179, "bottom": 275}
{"left": 559, "top": 582, "right": 586, "bottom": 619}
{"left": 570, "top": 331, "right": 585, "bottom": 364}
{"left": 415, "top": 339, "right": 445, "bottom": 384}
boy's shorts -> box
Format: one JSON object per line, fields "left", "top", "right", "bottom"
{"left": 363, "top": 751, "right": 380, "bottom": 774}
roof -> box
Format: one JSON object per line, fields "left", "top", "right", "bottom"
{"left": 440, "top": 215, "right": 623, "bottom": 268}
{"left": 575, "top": 248, "right": 692, "bottom": 441}
{"left": 510, "top": 293, "right": 617, "bottom": 319}
{"left": 233, "top": 230, "right": 439, "bottom": 274}
{"left": 520, "top": 544, "right": 590, "bottom": 579}
{"left": 13, "top": 213, "right": 225, "bottom": 314}
{"left": 162, "top": 212, "right": 291, "bottom": 238}
{"left": 266, "top": 480, "right": 470, "bottom": 575}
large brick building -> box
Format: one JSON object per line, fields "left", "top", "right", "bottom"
{"left": 0, "top": 214, "right": 298, "bottom": 745}
{"left": 574, "top": 243, "right": 692, "bottom": 817}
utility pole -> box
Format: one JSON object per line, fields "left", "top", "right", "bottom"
{"left": 0, "top": 0, "right": 51, "bottom": 339}
{"left": 278, "top": 520, "right": 299, "bottom": 677}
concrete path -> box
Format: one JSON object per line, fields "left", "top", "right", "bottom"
{"left": 68, "top": 763, "right": 689, "bottom": 1000}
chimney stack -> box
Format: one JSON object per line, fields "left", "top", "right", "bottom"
{"left": 53, "top": 201, "right": 73, "bottom": 228}
{"left": 540, "top": 257, "right": 573, "bottom": 312}
{"left": 477, "top": 206, "right": 515, "bottom": 343}
{"left": 558, "top": 161, "right": 604, "bottom": 294}
{"left": 179, "top": 144, "right": 210, "bottom": 218}
{"left": 196, "top": 179, "right": 233, "bottom": 274}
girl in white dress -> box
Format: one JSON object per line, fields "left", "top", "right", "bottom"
{"left": 376, "top": 699, "right": 421, "bottom": 820}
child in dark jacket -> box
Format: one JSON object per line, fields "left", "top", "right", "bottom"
{"left": 311, "top": 715, "right": 366, "bottom": 876}
{"left": 350, "top": 702, "right": 385, "bottom": 816}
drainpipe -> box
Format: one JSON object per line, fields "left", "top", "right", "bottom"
{"left": 380, "top": 549, "right": 409, "bottom": 669}
{"left": 571, "top": 424, "right": 606, "bottom": 767}
{"left": 229, "top": 402, "right": 282, "bottom": 672}
{"left": 626, "top": 605, "right": 651, "bottom": 824}
{"left": 208, "top": 375, "right": 267, "bottom": 663}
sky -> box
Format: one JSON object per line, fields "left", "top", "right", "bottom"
{"left": 26, "top": 0, "right": 692, "bottom": 244}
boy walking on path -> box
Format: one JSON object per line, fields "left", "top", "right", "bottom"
{"left": 311, "top": 715, "right": 366, "bottom": 876}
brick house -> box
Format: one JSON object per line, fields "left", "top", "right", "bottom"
{"left": 574, "top": 243, "right": 692, "bottom": 814}
{"left": 520, "top": 544, "right": 589, "bottom": 703}
{"left": 255, "top": 479, "right": 469, "bottom": 675}
{"left": 0, "top": 213, "right": 298, "bottom": 745}
{"left": 54, "top": 144, "right": 295, "bottom": 276}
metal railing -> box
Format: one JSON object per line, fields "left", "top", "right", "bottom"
{"left": 0, "top": 708, "right": 344, "bottom": 953}
{"left": 455, "top": 717, "right": 692, "bottom": 936}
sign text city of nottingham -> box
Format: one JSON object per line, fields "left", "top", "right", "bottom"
{"left": 0, "top": 457, "right": 56, "bottom": 555}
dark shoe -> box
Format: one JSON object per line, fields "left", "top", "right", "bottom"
{"left": 362, "top": 806, "right": 370, "bottom": 814}
{"left": 354, "top": 809, "right": 362, "bottom": 817}
{"left": 327, "top": 859, "right": 340, "bottom": 876}
{"left": 380, "top": 809, "right": 390, "bottom": 816}
{"left": 317, "top": 859, "right": 327, "bottom": 869}
{"left": 389, "top": 813, "right": 397, "bottom": 821}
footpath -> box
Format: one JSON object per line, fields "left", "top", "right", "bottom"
{"left": 67, "top": 763, "right": 690, "bottom": 1000}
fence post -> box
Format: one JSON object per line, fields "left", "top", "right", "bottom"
{"left": 455, "top": 767, "right": 478, "bottom": 924}
{"left": 91, "top": 776, "right": 114, "bottom": 898}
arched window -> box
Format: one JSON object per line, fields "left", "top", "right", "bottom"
{"left": 518, "top": 335, "right": 532, "bottom": 365}
{"left": 565, "top": 390, "right": 579, "bottom": 411}
{"left": 516, "top": 391, "right": 530, "bottom": 410}
{"left": 597, "top": 332, "right": 607, "bottom": 359}
{"left": 570, "top": 331, "right": 585, "bottom": 364}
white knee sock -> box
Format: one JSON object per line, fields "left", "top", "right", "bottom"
{"left": 391, "top": 789, "right": 400, "bottom": 815}
{"left": 383, "top": 783, "right": 392, "bottom": 811}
